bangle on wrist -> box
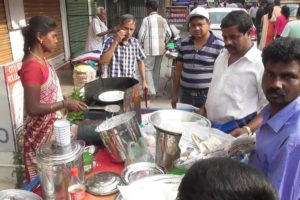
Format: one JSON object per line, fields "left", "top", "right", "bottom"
{"left": 243, "top": 125, "right": 253, "bottom": 136}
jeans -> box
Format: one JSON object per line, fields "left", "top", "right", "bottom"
{"left": 180, "top": 87, "right": 208, "bottom": 108}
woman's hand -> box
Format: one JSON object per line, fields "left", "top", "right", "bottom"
{"left": 65, "top": 100, "right": 87, "bottom": 112}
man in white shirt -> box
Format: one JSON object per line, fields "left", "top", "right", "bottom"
{"left": 138, "top": 0, "right": 171, "bottom": 96}
{"left": 202, "top": 11, "right": 267, "bottom": 136}
{"left": 249, "top": 2, "right": 258, "bottom": 23}
{"left": 85, "top": 7, "right": 115, "bottom": 52}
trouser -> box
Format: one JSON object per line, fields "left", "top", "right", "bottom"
{"left": 180, "top": 87, "right": 209, "bottom": 108}
{"left": 144, "top": 55, "right": 164, "bottom": 95}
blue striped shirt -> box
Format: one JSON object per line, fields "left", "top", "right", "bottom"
{"left": 178, "top": 33, "right": 224, "bottom": 89}
{"left": 101, "top": 35, "right": 146, "bottom": 78}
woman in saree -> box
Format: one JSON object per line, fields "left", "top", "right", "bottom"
{"left": 18, "top": 16, "right": 87, "bottom": 182}
{"left": 259, "top": 5, "right": 275, "bottom": 50}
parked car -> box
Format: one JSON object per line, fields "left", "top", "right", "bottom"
{"left": 207, "top": 7, "right": 257, "bottom": 43}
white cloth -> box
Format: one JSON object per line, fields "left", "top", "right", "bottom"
{"left": 249, "top": 6, "right": 258, "bottom": 19}
{"left": 205, "top": 45, "right": 267, "bottom": 124}
{"left": 138, "top": 12, "right": 172, "bottom": 56}
{"left": 85, "top": 16, "right": 108, "bottom": 52}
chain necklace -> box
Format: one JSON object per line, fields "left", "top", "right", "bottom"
{"left": 29, "top": 50, "right": 48, "bottom": 66}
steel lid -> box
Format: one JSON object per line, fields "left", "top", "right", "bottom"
{"left": 85, "top": 172, "right": 122, "bottom": 196}
{"left": 36, "top": 141, "right": 83, "bottom": 165}
{"left": 0, "top": 189, "right": 43, "bottom": 200}
{"left": 121, "top": 162, "right": 166, "bottom": 185}
{"left": 95, "top": 111, "right": 136, "bottom": 132}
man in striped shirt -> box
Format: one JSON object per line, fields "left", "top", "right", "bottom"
{"left": 138, "top": 0, "right": 172, "bottom": 96}
{"left": 171, "top": 7, "right": 224, "bottom": 108}
{"left": 101, "top": 14, "right": 148, "bottom": 90}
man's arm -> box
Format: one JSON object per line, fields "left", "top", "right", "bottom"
{"left": 171, "top": 61, "right": 183, "bottom": 108}
{"left": 137, "top": 59, "right": 148, "bottom": 90}
{"left": 97, "top": 27, "right": 117, "bottom": 38}
{"left": 101, "top": 29, "right": 126, "bottom": 64}
{"left": 230, "top": 112, "right": 263, "bottom": 137}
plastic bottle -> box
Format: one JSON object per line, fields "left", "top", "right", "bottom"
{"left": 68, "top": 167, "right": 85, "bottom": 200}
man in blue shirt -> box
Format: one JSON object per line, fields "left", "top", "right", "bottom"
{"left": 249, "top": 38, "right": 300, "bottom": 200}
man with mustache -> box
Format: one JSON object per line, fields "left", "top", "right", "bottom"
{"left": 249, "top": 38, "right": 300, "bottom": 200}
{"left": 203, "top": 11, "right": 267, "bottom": 135}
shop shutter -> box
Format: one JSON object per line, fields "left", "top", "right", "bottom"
{"left": 0, "top": 0, "right": 13, "bottom": 65}
{"left": 128, "top": 0, "right": 147, "bottom": 32}
{"left": 66, "top": 0, "right": 90, "bottom": 58}
{"left": 23, "top": 0, "right": 64, "bottom": 59}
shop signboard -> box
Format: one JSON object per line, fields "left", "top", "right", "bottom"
{"left": 0, "top": 61, "right": 23, "bottom": 152}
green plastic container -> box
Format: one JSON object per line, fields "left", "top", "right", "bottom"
{"left": 83, "top": 152, "right": 93, "bottom": 174}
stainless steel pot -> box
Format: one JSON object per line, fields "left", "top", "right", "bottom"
{"left": 149, "top": 110, "right": 211, "bottom": 171}
{"left": 95, "top": 111, "right": 142, "bottom": 163}
{"left": 36, "top": 141, "right": 84, "bottom": 200}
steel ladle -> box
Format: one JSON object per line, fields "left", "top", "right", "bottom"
{"left": 87, "top": 105, "right": 121, "bottom": 113}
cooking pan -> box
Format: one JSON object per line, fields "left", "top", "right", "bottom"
{"left": 93, "top": 90, "right": 125, "bottom": 104}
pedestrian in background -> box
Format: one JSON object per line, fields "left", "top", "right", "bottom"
{"left": 100, "top": 14, "right": 149, "bottom": 91}
{"left": 270, "top": 0, "right": 281, "bottom": 22}
{"left": 259, "top": 5, "right": 275, "bottom": 50}
{"left": 275, "top": 5, "right": 289, "bottom": 38}
{"left": 171, "top": 7, "right": 224, "bottom": 108}
{"left": 281, "top": 7, "right": 300, "bottom": 38}
{"left": 85, "top": 7, "right": 116, "bottom": 52}
{"left": 249, "top": 38, "right": 300, "bottom": 200}
{"left": 249, "top": 2, "right": 259, "bottom": 23}
{"left": 19, "top": 16, "right": 87, "bottom": 182}
{"left": 255, "top": 0, "right": 268, "bottom": 47}
{"left": 138, "top": 0, "right": 171, "bottom": 96}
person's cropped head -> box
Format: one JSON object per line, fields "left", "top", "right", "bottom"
{"left": 118, "top": 14, "right": 136, "bottom": 40}
{"left": 146, "top": 0, "right": 158, "bottom": 15}
{"left": 220, "top": 10, "right": 253, "bottom": 55}
{"left": 187, "top": 7, "right": 211, "bottom": 39}
{"left": 266, "top": 4, "right": 274, "bottom": 19}
{"left": 281, "top": 6, "right": 290, "bottom": 19}
{"left": 96, "top": 7, "right": 107, "bottom": 21}
{"left": 177, "top": 158, "right": 278, "bottom": 200}
{"left": 260, "top": 0, "right": 267, "bottom": 8}
{"left": 22, "top": 16, "right": 57, "bottom": 60}
{"left": 262, "top": 38, "right": 300, "bottom": 112}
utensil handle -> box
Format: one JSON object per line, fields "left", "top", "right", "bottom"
{"left": 87, "top": 106, "right": 105, "bottom": 110}
{"left": 144, "top": 88, "right": 148, "bottom": 108}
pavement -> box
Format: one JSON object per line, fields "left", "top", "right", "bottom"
{"left": 57, "top": 54, "right": 175, "bottom": 109}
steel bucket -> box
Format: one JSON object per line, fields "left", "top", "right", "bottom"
{"left": 149, "top": 110, "right": 211, "bottom": 171}
{"left": 95, "top": 111, "right": 142, "bottom": 163}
